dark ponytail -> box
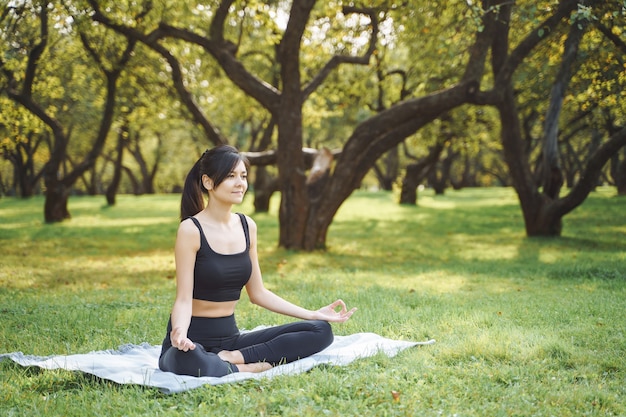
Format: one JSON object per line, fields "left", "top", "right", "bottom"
{"left": 179, "top": 145, "right": 249, "bottom": 220}
{"left": 180, "top": 156, "right": 206, "bottom": 220}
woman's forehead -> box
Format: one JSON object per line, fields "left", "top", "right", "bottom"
{"left": 232, "top": 160, "right": 247, "bottom": 172}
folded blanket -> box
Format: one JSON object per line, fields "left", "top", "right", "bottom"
{"left": 1, "top": 332, "right": 435, "bottom": 394}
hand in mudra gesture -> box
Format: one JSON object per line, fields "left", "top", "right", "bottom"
{"left": 170, "top": 327, "right": 196, "bottom": 352}
{"left": 315, "top": 299, "right": 357, "bottom": 323}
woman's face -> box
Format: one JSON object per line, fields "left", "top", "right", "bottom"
{"left": 206, "top": 160, "right": 248, "bottom": 204}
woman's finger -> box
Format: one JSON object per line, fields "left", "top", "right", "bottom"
{"left": 330, "top": 299, "right": 347, "bottom": 312}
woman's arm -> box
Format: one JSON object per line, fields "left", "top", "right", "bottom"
{"left": 169, "top": 219, "right": 200, "bottom": 351}
{"left": 244, "top": 216, "right": 356, "bottom": 323}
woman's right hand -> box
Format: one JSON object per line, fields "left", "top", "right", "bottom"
{"left": 170, "top": 327, "right": 196, "bottom": 351}
{"left": 315, "top": 299, "right": 357, "bottom": 323}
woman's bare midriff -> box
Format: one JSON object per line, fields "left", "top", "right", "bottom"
{"left": 190, "top": 298, "right": 273, "bottom": 372}
{"left": 192, "top": 298, "right": 238, "bottom": 318}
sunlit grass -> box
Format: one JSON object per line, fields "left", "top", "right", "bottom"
{"left": 1, "top": 187, "right": 625, "bottom": 416}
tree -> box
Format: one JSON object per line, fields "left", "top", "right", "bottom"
{"left": 0, "top": 2, "right": 136, "bottom": 221}
{"left": 399, "top": 141, "right": 445, "bottom": 205}
{"left": 0, "top": 99, "right": 47, "bottom": 197}
{"left": 475, "top": 0, "right": 626, "bottom": 236}
{"left": 88, "top": 0, "right": 490, "bottom": 249}
{"left": 105, "top": 116, "right": 127, "bottom": 205}
{"left": 83, "top": 0, "right": 625, "bottom": 247}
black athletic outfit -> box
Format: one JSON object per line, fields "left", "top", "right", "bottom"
{"left": 159, "top": 214, "right": 333, "bottom": 377}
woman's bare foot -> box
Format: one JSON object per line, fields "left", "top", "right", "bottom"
{"left": 218, "top": 350, "right": 244, "bottom": 364}
{"left": 218, "top": 350, "right": 272, "bottom": 373}
{"left": 236, "top": 362, "right": 273, "bottom": 373}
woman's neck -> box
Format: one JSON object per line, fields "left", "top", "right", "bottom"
{"left": 202, "top": 202, "right": 233, "bottom": 224}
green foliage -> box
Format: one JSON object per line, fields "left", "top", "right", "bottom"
{"left": 3, "top": 0, "right": 625, "bottom": 198}
{"left": 0, "top": 188, "right": 624, "bottom": 416}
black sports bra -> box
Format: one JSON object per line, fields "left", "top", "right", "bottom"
{"left": 188, "top": 214, "right": 252, "bottom": 302}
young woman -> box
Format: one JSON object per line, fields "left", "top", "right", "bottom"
{"left": 159, "top": 145, "right": 356, "bottom": 377}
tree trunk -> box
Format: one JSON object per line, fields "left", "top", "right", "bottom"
{"left": 498, "top": 88, "right": 626, "bottom": 236}
{"left": 16, "top": 157, "right": 36, "bottom": 198}
{"left": 6, "top": 132, "right": 43, "bottom": 198}
{"left": 122, "top": 166, "right": 142, "bottom": 195}
{"left": 43, "top": 176, "right": 71, "bottom": 222}
{"left": 429, "top": 149, "right": 456, "bottom": 195}
{"left": 300, "top": 83, "right": 477, "bottom": 250}
{"left": 275, "top": 0, "right": 314, "bottom": 249}
{"left": 252, "top": 119, "right": 277, "bottom": 212}
{"left": 276, "top": 107, "right": 308, "bottom": 248}
{"left": 106, "top": 122, "right": 127, "bottom": 205}
{"left": 373, "top": 147, "right": 399, "bottom": 191}
{"left": 608, "top": 117, "right": 626, "bottom": 195}
{"left": 541, "top": 16, "right": 586, "bottom": 199}
{"left": 456, "top": 152, "right": 476, "bottom": 189}
{"left": 398, "top": 141, "right": 443, "bottom": 205}
{"left": 126, "top": 132, "right": 151, "bottom": 195}
{"left": 497, "top": 84, "right": 548, "bottom": 235}
{"left": 486, "top": 1, "right": 589, "bottom": 237}
{"left": 613, "top": 149, "right": 626, "bottom": 195}
{"left": 399, "top": 171, "right": 418, "bottom": 205}
{"left": 0, "top": 171, "right": 7, "bottom": 197}
{"left": 253, "top": 166, "right": 278, "bottom": 212}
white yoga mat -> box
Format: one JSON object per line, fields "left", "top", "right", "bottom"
{"left": 1, "top": 332, "right": 435, "bottom": 394}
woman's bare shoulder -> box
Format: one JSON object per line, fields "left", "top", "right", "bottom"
{"left": 177, "top": 217, "right": 200, "bottom": 237}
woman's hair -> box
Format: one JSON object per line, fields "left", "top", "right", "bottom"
{"left": 180, "top": 145, "right": 249, "bottom": 220}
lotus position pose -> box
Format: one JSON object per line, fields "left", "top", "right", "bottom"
{"left": 159, "top": 145, "right": 356, "bottom": 377}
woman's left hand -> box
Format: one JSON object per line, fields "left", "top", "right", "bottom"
{"left": 315, "top": 299, "right": 357, "bottom": 323}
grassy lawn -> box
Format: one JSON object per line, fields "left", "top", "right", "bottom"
{"left": 0, "top": 187, "right": 624, "bottom": 416}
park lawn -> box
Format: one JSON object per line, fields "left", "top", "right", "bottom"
{"left": 0, "top": 187, "right": 624, "bottom": 417}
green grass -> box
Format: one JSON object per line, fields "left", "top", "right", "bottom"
{"left": 0, "top": 188, "right": 624, "bottom": 416}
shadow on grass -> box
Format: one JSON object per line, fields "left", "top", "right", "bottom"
{"left": 2, "top": 190, "right": 624, "bottom": 293}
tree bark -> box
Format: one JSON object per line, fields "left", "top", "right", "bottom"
{"left": 43, "top": 179, "right": 71, "bottom": 221}
{"left": 541, "top": 15, "right": 587, "bottom": 199}
{"left": 126, "top": 130, "right": 161, "bottom": 195}
{"left": 614, "top": 151, "right": 626, "bottom": 195}
{"left": 399, "top": 142, "right": 445, "bottom": 205}
{"left": 429, "top": 148, "right": 458, "bottom": 195}
{"left": 272, "top": 0, "right": 315, "bottom": 249}
{"left": 607, "top": 116, "right": 626, "bottom": 196}
{"left": 373, "top": 147, "right": 399, "bottom": 191}
{"left": 106, "top": 120, "right": 127, "bottom": 205}
{"left": 250, "top": 118, "right": 277, "bottom": 212}
{"left": 253, "top": 167, "right": 279, "bottom": 212}
{"left": 3, "top": 133, "right": 46, "bottom": 198}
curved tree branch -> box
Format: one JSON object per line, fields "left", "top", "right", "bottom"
{"left": 3, "top": 4, "right": 65, "bottom": 160}
{"left": 332, "top": 81, "right": 475, "bottom": 195}
{"left": 156, "top": 22, "right": 281, "bottom": 113}
{"left": 493, "top": 0, "right": 579, "bottom": 90}
{"left": 209, "top": 0, "right": 234, "bottom": 42}
{"left": 558, "top": 126, "right": 626, "bottom": 215}
{"left": 87, "top": 0, "right": 228, "bottom": 145}
{"left": 302, "top": 5, "right": 378, "bottom": 99}
{"left": 64, "top": 36, "right": 138, "bottom": 186}
{"left": 462, "top": 0, "right": 500, "bottom": 86}
{"left": 23, "top": 4, "right": 48, "bottom": 96}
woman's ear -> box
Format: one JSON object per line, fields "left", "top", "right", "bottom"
{"left": 201, "top": 174, "right": 213, "bottom": 191}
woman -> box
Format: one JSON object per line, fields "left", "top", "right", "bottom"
{"left": 159, "top": 145, "right": 356, "bottom": 377}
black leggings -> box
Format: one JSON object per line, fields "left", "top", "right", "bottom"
{"left": 158, "top": 315, "right": 333, "bottom": 377}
